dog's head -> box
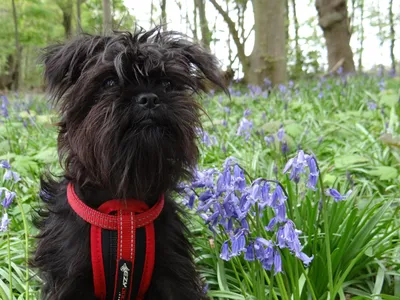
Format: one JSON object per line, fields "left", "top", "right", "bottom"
{"left": 43, "top": 27, "right": 226, "bottom": 200}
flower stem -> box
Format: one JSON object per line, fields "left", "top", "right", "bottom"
{"left": 16, "top": 195, "right": 30, "bottom": 299}
{"left": 275, "top": 272, "right": 289, "bottom": 300}
{"left": 7, "top": 231, "right": 13, "bottom": 300}
{"left": 319, "top": 173, "right": 334, "bottom": 299}
{"left": 230, "top": 260, "right": 247, "bottom": 296}
{"left": 262, "top": 269, "right": 279, "bottom": 300}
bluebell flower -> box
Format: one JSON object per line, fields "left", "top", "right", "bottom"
{"left": 277, "top": 127, "right": 285, "bottom": 141}
{"left": 278, "top": 84, "right": 287, "bottom": 94}
{"left": 325, "top": 188, "right": 352, "bottom": 202}
{"left": 199, "top": 190, "right": 214, "bottom": 202}
{"left": 265, "top": 217, "right": 277, "bottom": 232}
{"left": 197, "top": 128, "right": 217, "bottom": 147}
{"left": 367, "top": 101, "right": 377, "bottom": 110}
{"left": 281, "top": 141, "right": 289, "bottom": 154}
{"left": 264, "top": 135, "right": 274, "bottom": 146}
{"left": 264, "top": 78, "right": 272, "bottom": 87}
{"left": 273, "top": 250, "right": 282, "bottom": 274}
{"left": 296, "top": 252, "right": 314, "bottom": 267}
{"left": 1, "top": 189, "right": 16, "bottom": 209}
{"left": 244, "top": 242, "right": 255, "bottom": 261}
{"left": 0, "top": 160, "right": 11, "bottom": 169}
{"left": 241, "top": 218, "right": 249, "bottom": 231}
{"left": 274, "top": 203, "right": 286, "bottom": 222}
{"left": 233, "top": 165, "right": 246, "bottom": 191}
{"left": 236, "top": 117, "right": 253, "bottom": 140}
{"left": 1, "top": 99, "right": 8, "bottom": 118}
{"left": 284, "top": 151, "right": 319, "bottom": 190}
{"left": 192, "top": 168, "right": 216, "bottom": 188}
{"left": 272, "top": 185, "right": 287, "bottom": 206}
{"left": 0, "top": 213, "right": 10, "bottom": 232}
{"left": 244, "top": 109, "right": 251, "bottom": 117}
{"left": 254, "top": 239, "right": 267, "bottom": 260}
{"left": 223, "top": 107, "right": 230, "bottom": 114}
{"left": 231, "top": 230, "right": 246, "bottom": 256}
{"left": 3, "top": 169, "right": 20, "bottom": 183}
{"left": 220, "top": 241, "right": 230, "bottom": 261}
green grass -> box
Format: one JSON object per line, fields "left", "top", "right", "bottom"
{"left": 0, "top": 74, "right": 399, "bottom": 299}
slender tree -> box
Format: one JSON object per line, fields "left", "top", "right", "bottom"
{"left": 210, "top": 0, "right": 287, "bottom": 85}
{"left": 358, "top": 0, "right": 364, "bottom": 71}
{"left": 56, "top": 0, "right": 74, "bottom": 39}
{"left": 389, "top": 0, "right": 396, "bottom": 74}
{"left": 291, "top": 0, "right": 303, "bottom": 75}
{"left": 190, "top": 0, "right": 198, "bottom": 41}
{"left": 77, "top": 0, "right": 82, "bottom": 34}
{"left": 160, "top": 0, "right": 167, "bottom": 28}
{"left": 195, "top": 0, "right": 211, "bottom": 50}
{"left": 315, "top": 0, "right": 355, "bottom": 73}
{"left": 102, "top": 0, "right": 112, "bottom": 34}
{"left": 11, "top": 0, "right": 21, "bottom": 90}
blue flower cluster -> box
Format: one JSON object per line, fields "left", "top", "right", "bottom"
{"left": 283, "top": 150, "right": 318, "bottom": 189}
{"left": 181, "top": 156, "right": 313, "bottom": 274}
{"left": 197, "top": 128, "right": 218, "bottom": 147}
{"left": 0, "top": 160, "right": 20, "bottom": 232}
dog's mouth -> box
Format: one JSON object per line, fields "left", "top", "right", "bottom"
{"left": 139, "top": 119, "right": 155, "bottom": 125}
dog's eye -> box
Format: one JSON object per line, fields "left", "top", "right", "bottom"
{"left": 162, "top": 80, "right": 172, "bottom": 91}
{"left": 104, "top": 78, "right": 117, "bottom": 88}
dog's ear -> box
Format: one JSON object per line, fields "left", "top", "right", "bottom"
{"left": 162, "top": 35, "right": 229, "bottom": 94}
{"left": 41, "top": 35, "right": 109, "bottom": 100}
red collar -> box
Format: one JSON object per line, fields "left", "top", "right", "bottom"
{"left": 67, "top": 183, "right": 164, "bottom": 300}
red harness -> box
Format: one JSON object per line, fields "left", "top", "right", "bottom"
{"left": 67, "top": 183, "right": 164, "bottom": 300}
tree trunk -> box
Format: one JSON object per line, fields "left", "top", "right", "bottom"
{"left": 56, "top": 0, "right": 73, "bottom": 39}
{"left": 77, "top": 0, "right": 82, "bottom": 34}
{"left": 102, "top": 0, "right": 112, "bottom": 34}
{"left": 316, "top": 0, "right": 355, "bottom": 73}
{"left": 160, "top": 0, "right": 167, "bottom": 28}
{"left": 195, "top": 0, "right": 211, "bottom": 50}
{"left": 389, "top": 0, "right": 396, "bottom": 74}
{"left": 358, "top": 0, "right": 364, "bottom": 71}
{"left": 11, "top": 0, "right": 21, "bottom": 90}
{"left": 191, "top": 0, "right": 198, "bottom": 41}
{"left": 249, "top": 0, "right": 287, "bottom": 85}
{"left": 291, "top": 0, "right": 302, "bottom": 75}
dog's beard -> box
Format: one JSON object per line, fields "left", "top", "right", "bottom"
{"left": 58, "top": 91, "right": 200, "bottom": 201}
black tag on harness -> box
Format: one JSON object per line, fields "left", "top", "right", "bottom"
{"left": 114, "top": 260, "right": 132, "bottom": 300}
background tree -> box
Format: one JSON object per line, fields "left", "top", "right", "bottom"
{"left": 102, "top": 0, "right": 112, "bottom": 34}
{"left": 316, "top": 0, "right": 356, "bottom": 73}
{"left": 210, "top": 0, "right": 287, "bottom": 85}
{"left": 195, "top": 0, "right": 211, "bottom": 50}
{"left": 389, "top": 0, "right": 396, "bottom": 74}
{"left": 160, "top": 0, "right": 167, "bottom": 28}
{"left": 11, "top": 0, "right": 21, "bottom": 90}
{"left": 56, "top": 0, "right": 74, "bottom": 39}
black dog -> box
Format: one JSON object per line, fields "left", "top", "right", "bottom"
{"left": 31, "top": 27, "right": 225, "bottom": 300}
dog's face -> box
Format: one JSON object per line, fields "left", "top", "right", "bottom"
{"left": 43, "top": 28, "right": 226, "bottom": 200}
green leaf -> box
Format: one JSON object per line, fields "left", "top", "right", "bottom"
{"left": 380, "top": 90, "right": 399, "bottom": 107}
{"left": 208, "top": 290, "right": 246, "bottom": 299}
{"left": 369, "top": 166, "right": 398, "bottom": 180}
{"left": 217, "top": 259, "right": 229, "bottom": 292}
{"left": 335, "top": 155, "right": 370, "bottom": 169}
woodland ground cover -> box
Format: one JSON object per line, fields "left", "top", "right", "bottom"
{"left": 0, "top": 74, "right": 399, "bottom": 299}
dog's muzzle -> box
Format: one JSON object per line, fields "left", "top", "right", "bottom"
{"left": 67, "top": 183, "right": 164, "bottom": 300}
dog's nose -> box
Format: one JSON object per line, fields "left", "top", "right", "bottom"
{"left": 136, "top": 93, "right": 160, "bottom": 109}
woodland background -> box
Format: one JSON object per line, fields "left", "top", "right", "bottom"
{"left": 0, "top": 0, "right": 399, "bottom": 91}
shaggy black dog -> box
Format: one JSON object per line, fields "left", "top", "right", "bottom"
{"left": 31, "top": 27, "right": 226, "bottom": 300}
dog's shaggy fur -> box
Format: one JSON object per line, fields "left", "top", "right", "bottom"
{"left": 31, "top": 27, "right": 226, "bottom": 300}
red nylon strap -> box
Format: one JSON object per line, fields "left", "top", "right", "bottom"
{"left": 67, "top": 184, "right": 164, "bottom": 230}
{"left": 67, "top": 183, "right": 164, "bottom": 300}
